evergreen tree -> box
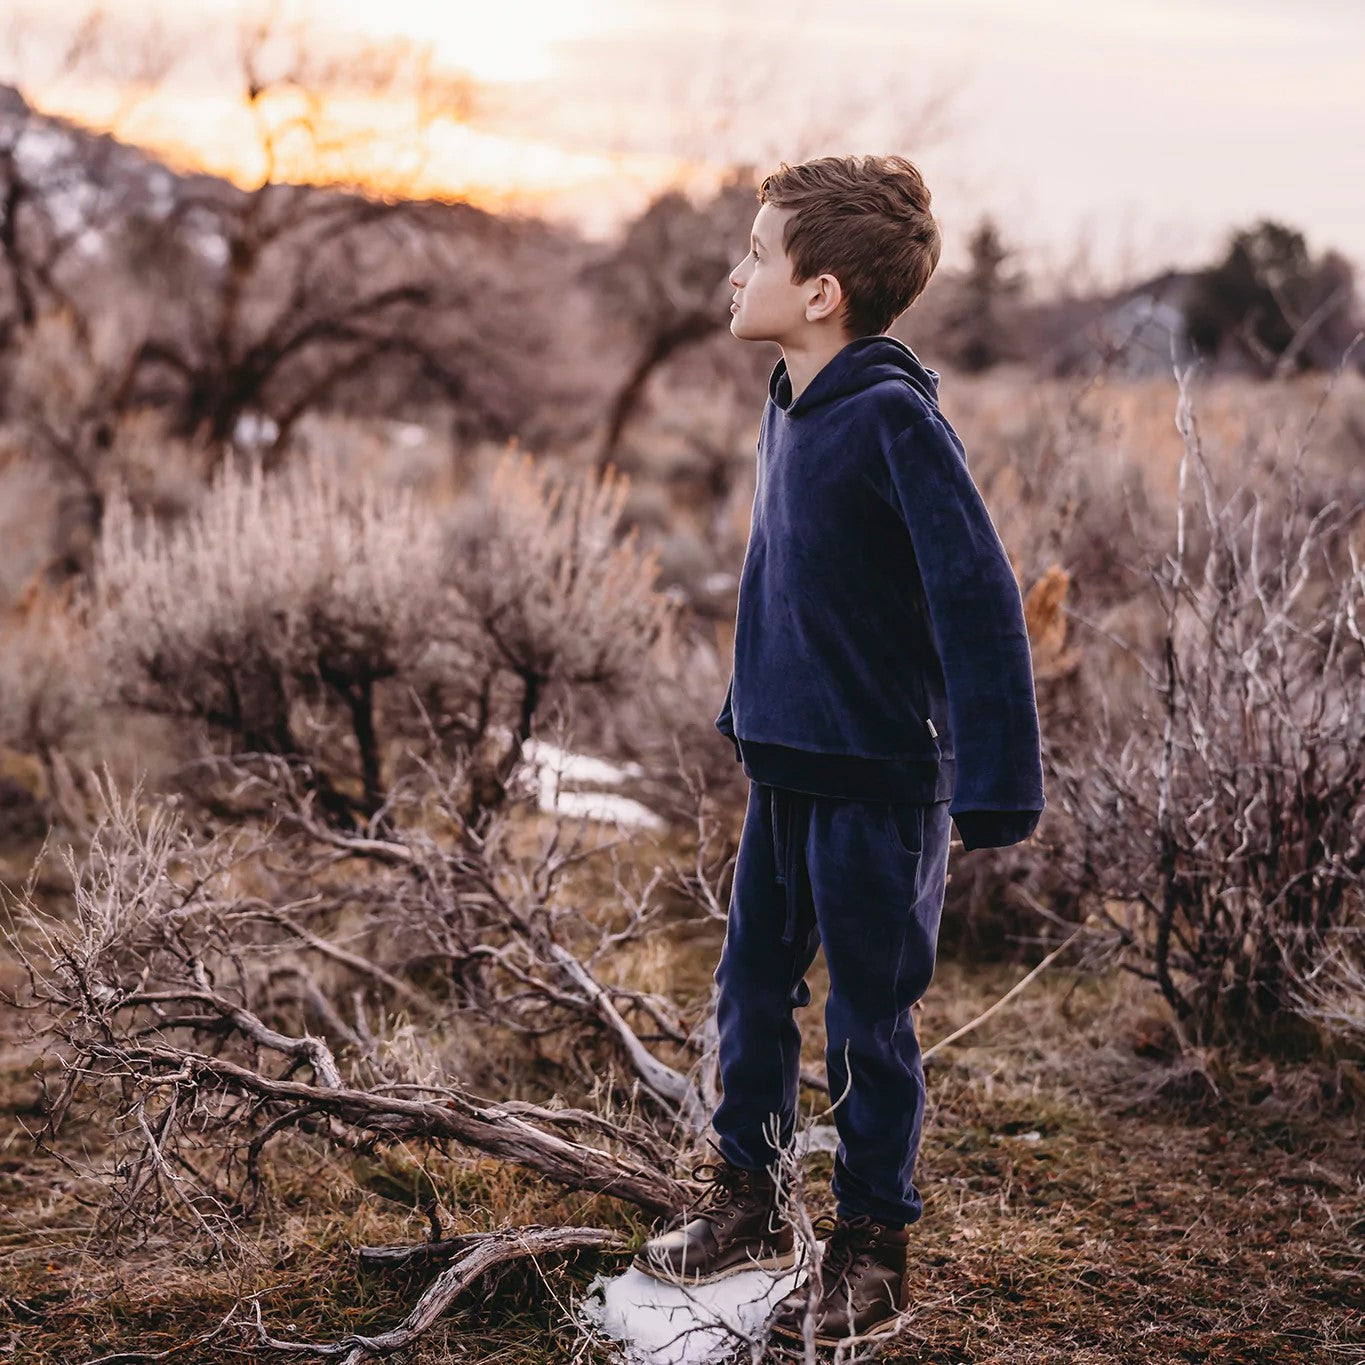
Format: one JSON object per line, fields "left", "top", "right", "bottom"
{"left": 1183, "top": 219, "right": 1358, "bottom": 375}
{"left": 940, "top": 216, "right": 1027, "bottom": 373}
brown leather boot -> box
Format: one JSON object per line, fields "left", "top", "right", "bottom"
{"left": 632, "top": 1157, "right": 797, "bottom": 1285}
{"left": 765, "top": 1212, "right": 909, "bottom": 1347}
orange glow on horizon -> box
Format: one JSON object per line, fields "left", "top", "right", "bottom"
{"left": 18, "top": 77, "right": 708, "bottom": 232}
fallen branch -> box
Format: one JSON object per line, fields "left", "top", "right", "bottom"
{"left": 96, "top": 1041, "right": 685, "bottom": 1215}
{"left": 246, "top": 1224, "right": 628, "bottom": 1363}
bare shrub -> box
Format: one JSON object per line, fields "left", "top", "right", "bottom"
{"left": 425, "top": 450, "right": 682, "bottom": 822}
{"left": 1, "top": 733, "right": 743, "bottom": 1356}
{"left": 1050, "top": 354, "right": 1365, "bottom": 1051}
{"left": 90, "top": 444, "right": 680, "bottom": 832}
{"left": 1283, "top": 927, "right": 1365, "bottom": 1049}
{"left": 449, "top": 452, "right": 678, "bottom": 699}
{"left": 93, "top": 451, "right": 447, "bottom": 821}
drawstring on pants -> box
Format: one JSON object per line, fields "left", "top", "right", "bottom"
{"left": 769, "top": 787, "right": 801, "bottom": 947}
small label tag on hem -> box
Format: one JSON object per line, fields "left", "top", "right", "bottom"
{"left": 926, "top": 718, "right": 938, "bottom": 738}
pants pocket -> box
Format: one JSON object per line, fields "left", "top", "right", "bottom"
{"left": 884, "top": 802, "right": 926, "bottom": 856}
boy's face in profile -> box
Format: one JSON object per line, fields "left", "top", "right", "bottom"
{"left": 728, "top": 203, "right": 813, "bottom": 348}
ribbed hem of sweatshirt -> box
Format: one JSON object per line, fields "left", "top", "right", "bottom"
{"left": 734, "top": 737, "right": 955, "bottom": 804}
{"left": 952, "top": 807, "right": 1043, "bottom": 850}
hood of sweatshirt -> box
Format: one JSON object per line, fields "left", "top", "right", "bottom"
{"left": 768, "top": 334, "right": 940, "bottom": 416}
{"left": 720, "top": 326, "right": 1045, "bottom": 845}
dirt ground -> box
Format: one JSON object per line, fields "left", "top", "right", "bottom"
{"left": 1, "top": 949, "right": 1360, "bottom": 1365}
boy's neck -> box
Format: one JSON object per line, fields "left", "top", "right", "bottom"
{"left": 781, "top": 329, "right": 859, "bottom": 403}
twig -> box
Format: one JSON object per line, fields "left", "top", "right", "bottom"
{"left": 922, "top": 921, "right": 1089, "bottom": 1061}
{"left": 79, "top": 1297, "right": 247, "bottom": 1364}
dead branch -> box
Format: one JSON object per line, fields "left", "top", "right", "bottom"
{"left": 246, "top": 1225, "right": 626, "bottom": 1363}
{"left": 95, "top": 1037, "right": 683, "bottom": 1216}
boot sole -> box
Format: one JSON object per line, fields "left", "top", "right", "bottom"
{"left": 632, "top": 1244, "right": 800, "bottom": 1286}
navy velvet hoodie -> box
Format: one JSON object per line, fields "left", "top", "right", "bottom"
{"left": 715, "top": 334, "right": 1045, "bottom": 851}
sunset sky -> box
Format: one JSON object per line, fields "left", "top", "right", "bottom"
{"left": 3, "top": 0, "right": 1361, "bottom": 291}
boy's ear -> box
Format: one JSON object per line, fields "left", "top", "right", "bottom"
{"left": 805, "top": 272, "right": 845, "bottom": 324}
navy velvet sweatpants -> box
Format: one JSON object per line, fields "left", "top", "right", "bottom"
{"left": 711, "top": 780, "right": 953, "bottom": 1227}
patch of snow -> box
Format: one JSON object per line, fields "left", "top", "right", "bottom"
{"left": 192, "top": 231, "right": 229, "bottom": 266}
{"left": 521, "top": 736, "right": 645, "bottom": 787}
{"left": 577, "top": 1261, "right": 808, "bottom": 1365}
{"left": 497, "top": 733, "right": 663, "bottom": 831}
{"left": 13, "top": 124, "right": 75, "bottom": 171}
{"left": 701, "top": 572, "right": 736, "bottom": 595}
{"left": 547, "top": 789, "right": 665, "bottom": 832}
{"left": 233, "top": 411, "right": 280, "bottom": 448}
{"left": 791, "top": 1124, "right": 840, "bottom": 1157}
{"left": 396, "top": 422, "right": 427, "bottom": 446}
{"left": 147, "top": 169, "right": 175, "bottom": 214}
{"left": 74, "top": 226, "right": 105, "bottom": 258}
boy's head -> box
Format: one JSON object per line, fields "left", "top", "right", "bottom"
{"left": 728, "top": 154, "right": 942, "bottom": 349}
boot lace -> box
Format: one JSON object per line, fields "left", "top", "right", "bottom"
{"left": 687, "top": 1160, "right": 757, "bottom": 1215}
{"left": 810, "top": 1212, "right": 882, "bottom": 1283}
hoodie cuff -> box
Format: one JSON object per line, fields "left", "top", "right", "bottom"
{"left": 953, "top": 808, "right": 1041, "bottom": 851}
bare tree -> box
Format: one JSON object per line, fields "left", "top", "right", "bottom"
{"left": 1, "top": 3, "right": 558, "bottom": 594}
{"left": 109, "top": 7, "right": 490, "bottom": 454}
{"left": 584, "top": 171, "right": 761, "bottom": 473}
{"left": 0, "top": 10, "right": 191, "bottom": 581}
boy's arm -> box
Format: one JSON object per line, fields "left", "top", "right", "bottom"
{"left": 884, "top": 414, "right": 1045, "bottom": 850}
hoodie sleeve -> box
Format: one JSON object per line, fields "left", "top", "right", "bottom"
{"left": 715, "top": 673, "right": 742, "bottom": 762}
{"left": 884, "top": 415, "right": 1045, "bottom": 850}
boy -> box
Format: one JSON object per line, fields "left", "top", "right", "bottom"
{"left": 633, "top": 154, "right": 1044, "bottom": 1346}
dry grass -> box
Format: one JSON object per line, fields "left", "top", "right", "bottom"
{"left": 2, "top": 367, "right": 1361, "bottom": 1360}
{"left": 2, "top": 940, "right": 1359, "bottom": 1364}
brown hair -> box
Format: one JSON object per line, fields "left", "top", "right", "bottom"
{"left": 758, "top": 154, "right": 943, "bottom": 339}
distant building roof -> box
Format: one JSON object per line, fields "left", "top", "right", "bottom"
{"left": 1044, "top": 271, "right": 1197, "bottom": 377}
